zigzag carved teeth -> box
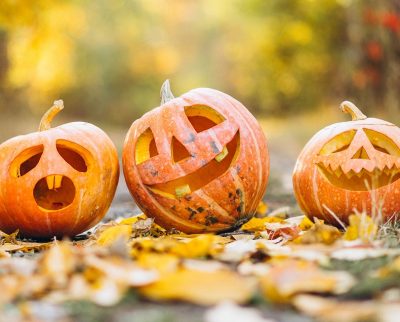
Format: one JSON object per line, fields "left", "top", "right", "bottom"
{"left": 344, "top": 171, "right": 353, "bottom": 179}
{"left": 322, "top": 160, "right": 330, "bottom": 169}
{"left": 377, "top": 163, "right": 386, "bottom": 171}
{"left": 332, "top": 167, "right": 341, "bottom": 177}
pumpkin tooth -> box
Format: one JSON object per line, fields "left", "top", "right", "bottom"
{"left": 54, "top": 175, "right": 63, "bottom": 189}
{"left": 46, "top": 176, "right": 55, "bottom": 190}
{"left": 344, "top": 171, "right": 353, "bottom": 179}
{"left": 215, "top": 146, "right": 228, "bottom": 162}
{"left": 333, "top": 168, "right": 342, "bottom": 177}
{"left": 175, "top": 185, "right": 191, "bottom": 198}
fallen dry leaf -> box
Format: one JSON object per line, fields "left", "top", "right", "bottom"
{"left": 139, "top": 268, "right": 255, "bottom": 305}
{"left": 343, "top": 214, "right": 378, "bottom": 242}
{"left": 96, "top": 224, "right": 132, "bottom": 246}
{"left": 294, "top": 219, "right": 341, "bottom": 245}
{"left": 261, "top": 260, "right": 355, "bottom": 303}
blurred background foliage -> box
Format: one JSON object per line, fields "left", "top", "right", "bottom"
{"left": 0, "top": 0, "right": 399, "bottom": 132}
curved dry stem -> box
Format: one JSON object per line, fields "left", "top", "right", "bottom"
{"left": 39, "top": 100, "right": 64, "bottom": 132}
{"left": 160, "top": 80, "right": 175, "bottom": 105}
{"left": 340, "top": 101, "right": 367, "bottom": 121}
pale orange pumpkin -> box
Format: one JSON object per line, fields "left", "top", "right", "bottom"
{"left": 0, "top": 100, "right": 119, "bottom": 238}
{"left": 123, "top": 81, "right": 269, "bottom": 233}
{"left": 293, "top": 101, "right": 400, "bottom": 225}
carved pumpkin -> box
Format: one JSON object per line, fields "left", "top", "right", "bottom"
{"left": 123, "top": 81, "right": 269, "bottom": 233}
{"left": 0, "top": 100, "right": 119, "bottom": 238}
{"left": 293, "top": 101, "right": 400, "bottom": 225}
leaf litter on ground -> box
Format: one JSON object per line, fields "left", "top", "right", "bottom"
{"left": 0, "top": 205, "right": 400, "bottom": 321}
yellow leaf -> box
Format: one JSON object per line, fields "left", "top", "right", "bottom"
{"left": 40, "top": 242, "right": 75, "bottom": 287}
{"left": 119, "top": 214, "right": 147, "bottom": 225}
{"left": 241, "top": 216, "right": 283, "bottom": 232}
{"left": 96, "top": 225, "right": 132, "bottom": 246}
{"left": 171, "top": 234, "right": 216, "bottom": 258}
{"left": 261, "top": 260, "right": 354, "bottom": 303}
{"left": 294, "top": 220, "right": 341, "bottom": 245}
{"left": 137, "top": 253, "right": 179, "bottom": 274}
{"left": 343, "top": 214, "right": 377, "bottom": 242}
{"left": 256, "top": 201, "right": 268, "bottom": 215}
{"left": 299, "top": 216, "right": 314, "bottom": 231}
{"left": 139, "top": 268, "right": 254, "bottom": 305}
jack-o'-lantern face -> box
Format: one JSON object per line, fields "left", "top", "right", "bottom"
{"left": 8, "top": 140, "right": 92, "bottom": 212}
{"left": 316, "top": 128, "right": 400, "bottom": 191}
{"left": 0, "top": 100, "right": 119, "bottom": 238}
{"left": 123, "top": 81, "right": 269, "bottom": 233}
{"left": 135, "top": 105, "right": 240, "bottom": 199}
{"left": 293, "top": 101, "right": 400, "bottom": 225}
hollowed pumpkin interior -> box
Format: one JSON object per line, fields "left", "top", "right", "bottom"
{"left": 318, "top": 129, "right": 400, "bottom": 191}
{"left": 34, "top": 175, "right": 75, "bottom": 211}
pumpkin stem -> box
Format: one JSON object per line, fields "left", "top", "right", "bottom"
{"left": 39, "top": 100, "right": 64, "bottom": 131}
{"left": 160, "top": 79, "right": 175, "bottom": 105}
{"left": 340, "top": 101, "right": 367, "bottom": 121}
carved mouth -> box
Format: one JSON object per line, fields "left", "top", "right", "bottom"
{"left": 34, "top": 175, "right": 75, "bottom": 211}
{"left": 317, "top": 164, "right": 400, "bottom": 191}
{"left": 148, "top": 131, "right": 240, "bottom": 199}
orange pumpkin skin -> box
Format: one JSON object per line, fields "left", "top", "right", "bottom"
{"left": 293, "top": 101, "right": 400, "bottom": 225}
{"left": 0, "top": 101, "right": 119, "bottom": 238}
{"left": 123, "top": 81, "right": 269, "bottom": 233}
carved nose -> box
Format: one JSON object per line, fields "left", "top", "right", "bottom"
{"left": 351, "top": 147, "right": 370, "bottom": 160}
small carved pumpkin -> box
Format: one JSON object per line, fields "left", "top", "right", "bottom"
{"left": 293, "top": 101, "right": 400, "bottom": 224}
{"left": 0, "top": 100, "right": 119, "bottom": 238}
{"left": 123, "top": 81, "right": 269, "bottom": 233}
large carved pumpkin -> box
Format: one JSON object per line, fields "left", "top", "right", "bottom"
{"left": 123, "top": 81, "right": 269, "bottom": 233}
{"left": 293, "top": 101, "right": 400, "bottom": 225}
{"left": 0, "top": 100, "right": 119, "bottom": 238}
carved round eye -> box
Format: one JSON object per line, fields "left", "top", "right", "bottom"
{"left": 56, "top": 140, "right": 89, "bottom": 172}
{"left": 318, "top": 130, "right": 356, "bottom": 156}
{"left": 10, "top": 145, "right": 44, "bottom": 178}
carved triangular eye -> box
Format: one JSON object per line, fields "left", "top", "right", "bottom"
{"left": 351, "top": 147, "right": 369, "bottom": 160}
{"left": 135, "top": 128, "right": 159, "bottom": 165}
{"left": 318, "top": 130, "right": 356, "bottom": 156}
{"left": 171, "top": 136, "right": 191, "bottom": 163}
{"left": 363, "top": 129, "right": 400, "bottom": 156}
{"left": 10, "top": 145, "right": 44, "bottom": 178}
{"left": 184, "top": 105, "right": 225, "bottom": 132}
{"left": 56, "top": 140, "right": 88, "bottom": 172}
